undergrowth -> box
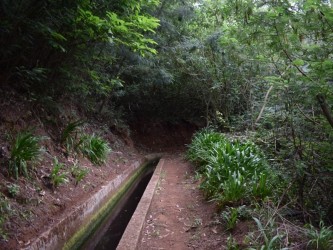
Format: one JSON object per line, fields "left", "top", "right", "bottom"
{"left": 61, "top": 121, "right": 111, "bottom": 165}
{"left": 305, "top": 221, "right": 333, "bottom": 250}
{"left": 6, "top": 183, "right": 20, "bottom": 198}
{"left": 0, "top": 193, "right": 11, "bottom": 241}
{"left": 60, "top": 120, "right": 85, "bottom": 153}
{"left": 187, "top": 128, "right": 333, "bottom": 249}
{"left": 77, "top": 134, "right": 111, "bottom": 165}
{"left": 187, "top": 128, "right": 275, "bottom": 206}
{"left": 71, "top": 162, "right": 89, "bottom": 186}
{"left": 9, "top": 131, "right": 45, "bottom": 179}
{"left": 50, "top": 158, "right": 69, "bottom": 188}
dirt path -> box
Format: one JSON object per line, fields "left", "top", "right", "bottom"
{"left": 138, "top": 154, "right": 226, "bottom": 250}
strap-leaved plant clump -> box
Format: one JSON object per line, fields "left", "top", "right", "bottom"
{"left": 187, "top": 128, "right": 275, "bottom": 207}
{"left": 9, "top": 131, "right": 45, "bottom": 179}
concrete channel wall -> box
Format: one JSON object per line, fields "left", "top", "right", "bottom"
{"left": 21, "top": 155, "right": 161, "bottom": 250}
{"left": 117, "top": 159, "right": 164, "bottom": 250}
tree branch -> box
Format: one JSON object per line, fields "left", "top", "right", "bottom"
{"left": 255, "top": 85, "right": 273, "bottom": 124}
{"left": 316, "top": 94, "right": 333, "bottom": 128}
{"left": 296, "top": 104, "right": 320, "bottom": 125}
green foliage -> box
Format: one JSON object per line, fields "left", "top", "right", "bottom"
{"left": 187, "top": 128, "right": 226, "bottom": 167}
{"left": 187, "top": 129, "right": 274, "bottom": 206}
{"left": 0, "top": 0, "right": 161, "bottom": 119}
{"left": 0, "top": 216, "right": 6, "bottom": 241}
{"left": 1, "top": 0, "right": 332, "bottom": 243}
{"left": 71, "top": 163, "right": 89, "bottom": 186}
{"left": 221, "top": 207, "right": 240, "bottom": 231}
{"left": 61, "top": 120, "right": 85, "bottom": 152}
{"left": 0, "top": 194, "right": 11, "bottom": 240}
{"left": 243, "top": 201, "right": 308, "bottom": 249}
{"left": 215, "top": 174, "right": 247, "bottom": 205}
{"left": 9, "top": 131, "right": 45, "bottom": 179}
{"left": 0, "top": 194, "right": 11, "bottom": 217}
{"left": 252, "top": 173, "right": 272, "bottom": 199}
{"left": 78, "top": 134, "right": 111, "bottom": 165}
{"left": 226, "top": 235, "right": 240, "bottom": 250}
{"left": 61, "top": 121, "right": 111, "bottom": 165}
{"left": 50, "top": 158, "right": 69, "bottom": 188}
{"left": 115, "top": 0, "right": 254, "bottom": 124}
{"left": 183, "top": 0, "right": 333, "bottom": 223}
{"left": 220, "top": 205, "right": 252, "bottom": 231}
{"left": 15, "top": 67, "right": 48, "bottom": 87}
{"left": 306, "top": 221, "right": 333, "bottom": 250}
{"left": 6, "top": 184, "right": 20, "bottom": 198}
{"left": 106, "top": 11, "right": 159, "bottom": 55}
{"left": 250, "top": 217, "right": 283, "bottom": 250}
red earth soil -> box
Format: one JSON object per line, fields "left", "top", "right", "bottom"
{"left": 1, "top": 112, "right": 242, "bottom": 249}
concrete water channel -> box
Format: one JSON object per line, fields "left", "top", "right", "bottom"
{"left": 81, "top": 160, "right": 158, "bottom": 249}
{"left": 23, "top": 155, "right": 163, "bottom": 250}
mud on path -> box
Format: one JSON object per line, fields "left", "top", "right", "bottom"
{"left": 138, "top": 154, "right": 227, "bottom": 250}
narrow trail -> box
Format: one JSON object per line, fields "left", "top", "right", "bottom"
{"left": 137, "top": 154, "right": 225, "bottom": 250}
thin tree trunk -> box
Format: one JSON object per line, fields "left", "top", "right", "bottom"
{"left": 316, "top": 94, "right": 333, "bottom": 129}
{"left": 255, "top": 85, "right": 273, "bottom": 124}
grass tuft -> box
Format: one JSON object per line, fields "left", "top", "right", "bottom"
{"left": 306, "top": 221, "right": 333, "bottom": 250}
{"left": 71, "top": 162, "right": 89, "bottom": 186}
{"left": 78, "top": 134, "right": 111, "bottom": 165}
{"left": 9, "top": 131, "right": 45, "bottom": 179}
{"left": 50, "top": 157, "right": 69, "bottom": 188}
{"left": 61, "top": 120, "right": 85, "bottom": 152}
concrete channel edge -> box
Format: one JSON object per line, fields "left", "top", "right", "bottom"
{"left": 116, "top": 158, "right": 165, "bottom": 250}
{"left": 20, "top": 156, "right": 158, "bottom": 250}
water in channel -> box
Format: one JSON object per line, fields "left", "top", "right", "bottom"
{"left": 82, "top": 162, "right": 156, "bottom": 250}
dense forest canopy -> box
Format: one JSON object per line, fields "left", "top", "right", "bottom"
{"left": 1, "top": 0, "right": 333, "bottom": 245}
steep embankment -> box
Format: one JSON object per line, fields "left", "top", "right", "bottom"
{"left": 0, "top": 92, "right": 144, "bottom": 249}
{"left": 0, "top": 91, "right": 199, "bottom": 249}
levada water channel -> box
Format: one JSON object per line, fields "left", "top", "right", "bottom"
{"left": 78, "top": 159, "right": 158, "bottom": 250}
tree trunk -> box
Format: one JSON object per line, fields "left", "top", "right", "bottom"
{"left": 316, "top": 94, "right": 333, "bottom": 129}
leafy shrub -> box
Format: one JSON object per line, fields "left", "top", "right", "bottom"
{"left": 187, "top": 129, "right": 273, "bottom": 206}
{"left": 9, "top": 131, "right": 45, "bottom": 179}
{"left": 50, "top": 158, "right": 68, "bottom": 188}
{"left": 78, "top": 134, "right": 111, "bottom": 165}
